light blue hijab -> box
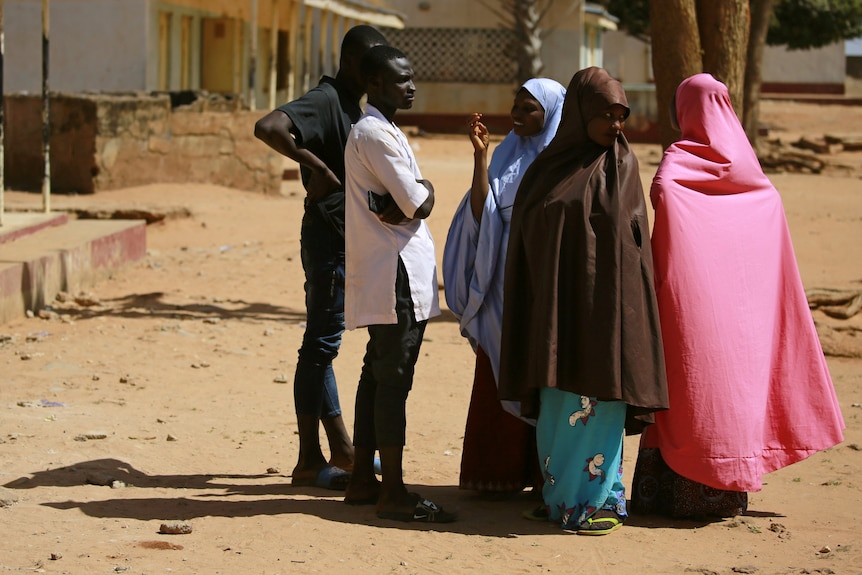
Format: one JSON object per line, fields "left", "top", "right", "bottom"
{"left": 443, "top": 78, "right": 566, "bottom": 422}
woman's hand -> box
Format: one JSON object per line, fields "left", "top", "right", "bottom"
{"left": 468, "top": 113, "right": 491, "bottom": 222}
{"left": 469, "top": 113, "right": 490, "bottom": 154}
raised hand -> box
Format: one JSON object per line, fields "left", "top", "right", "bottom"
{"left": 468, "top": 113, "right": 490, "bottom": 154}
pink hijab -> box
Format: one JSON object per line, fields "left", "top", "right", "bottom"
{"left": 657, "top": 74, "right": 771, "bottom": 197}
{"left": 644, "top": 74, "right": 845, "bottom": 491}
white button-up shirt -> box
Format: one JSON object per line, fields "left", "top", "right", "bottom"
{"left": 344, "top": 105, "right": 440, "bottom": 330}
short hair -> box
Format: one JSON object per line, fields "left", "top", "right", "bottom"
{"left": 341, "top": 25, "right": 388, "bottom": 59}
{"left": 360, "top": 45, "right": 408, "bottom": 82}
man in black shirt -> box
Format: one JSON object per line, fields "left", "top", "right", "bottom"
{"left": 254, "top": 25, "right": 387, "bottom": 490}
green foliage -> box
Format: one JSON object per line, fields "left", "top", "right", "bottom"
{"left": 767, "top": 0, "right": 862, "bottom": 49}
{"left": 597, "top": 0, "right": 862, "bottom": 50}
{"left": 597, "top": 0, "right": 651, "bottom": 42}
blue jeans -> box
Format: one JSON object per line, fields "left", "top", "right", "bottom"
{"left": 293, "top": 211, "right": 345, "bottom": 419}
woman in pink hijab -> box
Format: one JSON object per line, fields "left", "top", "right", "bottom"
{"left": 631, "top": 73, "right": 845, "bottom": 518}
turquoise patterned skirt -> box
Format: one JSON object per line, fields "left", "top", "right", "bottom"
{"left": 537, "top": 388, "right": 627, "bottom": 530}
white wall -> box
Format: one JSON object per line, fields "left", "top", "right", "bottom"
{"left": 382, "top": 0, "right": 588, "bottom": 115}
{"left": 603, "top": 30, "right": 652, "bottom": 85}
{"left": 407, "top": 82, "right": 517, "bottom": 115}
{"left": 603, "top": 30, "right": 845, "bottom": 88}
{"left": 5, "top": 0, "right": 150, "bottom": 93}
{"left": 762, "top": 42, "right": 845, "bottom": 84}
{"left": 542, "top": 29, "right": 584, "bottom": 85}
{"left": 386, "top": 0, "right": 495, "bottom": 27}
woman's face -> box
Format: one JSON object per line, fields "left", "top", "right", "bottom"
{"left": 511, "top": 89, "right": 545, "bottom": 137}
{"left": 587, "top": 104, "right": 628, "bottom": 148}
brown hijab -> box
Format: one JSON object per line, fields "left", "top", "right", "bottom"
{"left": 498, "top": 67, "right": 668, "bottom": 432}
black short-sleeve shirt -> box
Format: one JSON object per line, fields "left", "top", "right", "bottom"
{"left": 278, "top": 76, "right": 362, "bottom": 238}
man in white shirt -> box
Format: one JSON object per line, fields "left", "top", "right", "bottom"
{"left": 342, "top": 45, "right": 454, "bottom": 523}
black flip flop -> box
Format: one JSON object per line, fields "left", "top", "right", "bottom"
{"left": 377, "top": 497, "right": 457, "bottom": 523}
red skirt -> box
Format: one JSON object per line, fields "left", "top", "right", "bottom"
{"left": 459, "top": 346, "right": 540, "bottom": 492}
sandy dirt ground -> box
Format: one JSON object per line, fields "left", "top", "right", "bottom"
{"left": 1, "top": 100, "right": 861, "bottom": 575}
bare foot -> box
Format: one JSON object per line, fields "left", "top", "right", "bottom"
{"left": 329, "top": 454, "right": 354, "bottom": 471}
{"left": 344, "top": 476, "right": 380, "bottom": 505}
{"left": 291, "top": 464, "right": 350, "bottom": 490}
{"left": 375, "top": 489, "right": 419, "bottom": 517}
{"left": 290, "top": 459, "right": 327, "bottom": 482}
{"left": 322, "top": 416, "right": 354, "bottom": 470}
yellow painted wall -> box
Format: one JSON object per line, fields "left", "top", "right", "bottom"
{"left": 159, "top": 0, "right": 398, "bottom": 29}
{"left": 201, "top": 18, "right": 244, "bottom": 93}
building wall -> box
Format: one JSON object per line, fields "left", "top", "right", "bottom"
{"left": 93, "top": 95, "right": 283, "bottom": 194}
{"left": 543, "top": 29, "right": 584, "bottom": 82}
{"left": 603, "top": 30, "right": 846, "bottom": 93}
{"left": 4, "top": 0, "right": 402, "bottom": 106}
{"left": 762, "top": 42, "right": 845, "bottom": 93}
{"left": 151, "top": 0, "right": 255, "bottom": 15}
{"left": 392, "top": 1, "right": 500, "bottom": 27}
{"left": 5, "top": 0, "right": 150, "bottom": 93}
{"left": 149, "top": 1, "right": 206, "bottom": 92}
{"left": 385, "top": 0, "right": 587, "bottom": 118}
{"left": 3, "top": 93, "right": 283, "bottom": 194}
{"left": 603, "top": 31, "right": 652, "bottom": 85}
{"left": 147, "top": 0, "right": 277, "bottom": 97}
{"left": 3, "top": 94, "right": 98, "bottom": 192}
{"left": 146, "top": 1, "right": 281, "bottom": 105}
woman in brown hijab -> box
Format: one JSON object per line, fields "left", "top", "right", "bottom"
{"left": 499, "top": 67, "right": 668, "bottom": 534}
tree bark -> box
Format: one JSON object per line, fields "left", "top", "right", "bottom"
{"left": 513, "top": 0, "right": 545, "bottom": 84}
{"left": 478, "top": 0, "right": 547, "bottom": 85}
{"left": 743, "top": 0, "right": 775, "bottom": 151}
{"left": 649, "top": 0, "right": 702, "bottom": 149}
{"left": 696, "top": 0, "right": 750, "bottom": 119}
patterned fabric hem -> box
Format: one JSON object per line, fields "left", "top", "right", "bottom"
{"left": 631, "top": 448, "right": 748, "bottom": 519}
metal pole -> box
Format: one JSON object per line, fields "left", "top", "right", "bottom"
{"left": 0, "top": 0, "right": 5, "bottom": 227}
{"left": 268, "top": 0, "right": 278, "bottom": 110}
{"left": 330, "top": 13, "right": 339, "bottom": 77}
{"left": 41, "top": 0, "right": 50, "bottom": 213}
{"left": 302, "top": 6, "right": 311, "bottom": 94}
{"left": 287, "top": 0, "right": 298, "bottom": 101}
{"left": 249, "top": 0, "right": 258, "bottom": 111}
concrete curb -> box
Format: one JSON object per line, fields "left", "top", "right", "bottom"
{"left": 0, "top": 219, "right": 146, "bottom": 324}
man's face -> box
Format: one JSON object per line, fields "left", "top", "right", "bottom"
{"left": 374, "top": 57, "right": 416, "bottom": 110}
{"left": 345, "top": 41, "right": 385, "bottom": 93}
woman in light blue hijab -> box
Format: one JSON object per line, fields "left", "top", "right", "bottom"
{"left": 443, "top": 78, "right": 566, "bottom": 494}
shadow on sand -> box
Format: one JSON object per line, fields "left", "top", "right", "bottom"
{"left": 4, "top": 458, "right": 779, "bottom": 536}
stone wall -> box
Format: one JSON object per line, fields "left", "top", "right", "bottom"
{"left": 4, "top": 92, "right": 283, "bottom": 195}
{"left": 4, "top": 94, "right": 99, "bottom": 193}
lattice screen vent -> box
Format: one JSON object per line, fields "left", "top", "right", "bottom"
{"left": 387, "top": 27, "right": 517, "bottom": 84}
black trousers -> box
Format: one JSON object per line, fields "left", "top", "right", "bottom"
{"left": 353, "top": 258, "right": 427, "bottom": 448}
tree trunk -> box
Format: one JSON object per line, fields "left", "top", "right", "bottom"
{"left": 513, "top": 0, "right": 545, "bottom": 84}
{"left": 696, "top": 0, "right": 750, "bottom": 119}
{"left": 649, "top": 0, "right": 702, "bottom": 149}
{"left": 743, "top": 0, "right": 775, "bottom": 151}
